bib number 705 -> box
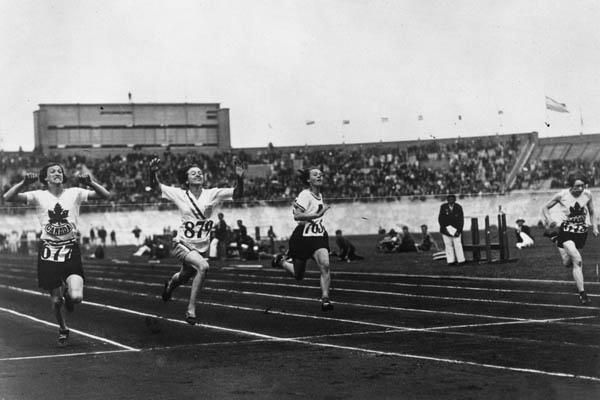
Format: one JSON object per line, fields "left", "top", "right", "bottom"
{"left": 303, "top": 220, "right": 325, "bottom": 237}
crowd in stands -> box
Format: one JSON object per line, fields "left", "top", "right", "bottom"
{"left": 1, "top": 135, "right": 525, "bottom": 212}
{"left": 514, "top": 159, "right": 600, "bottom": 190}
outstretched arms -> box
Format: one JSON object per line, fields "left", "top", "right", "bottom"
{"left": 148, "top": 157, "right": 162, "bottom": 190}
{"left": 2, "top": 173, "right": 38, "bottom": 204}
{"left": 79, "top": 174, "right": 111, "bottom": 200}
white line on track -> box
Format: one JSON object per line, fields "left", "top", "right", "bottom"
{"left": 2, "top": 284, "right": 600, "bottom": 382}
{"left": 3, "top": 272, "right": 600, "bottom": 325}
{"left": 207, "top": 278, "right": 600, "bottom": 311}
{"left": 0, "top": 306, "right": 140, "bottom": 352}
{"left": 0, "top": 349, "right": 136, "bottom": 362}
{"left": 5, "top": 258, "right": 600, "bottom": 287}
{"left": 3, "top": 282, "right": 599, "bottom": 352}
{"left": 5, "top": 262, "right": 600, "bottom": 301}
{"left": 8, "top": 263, "right": 598, "bottom": 306}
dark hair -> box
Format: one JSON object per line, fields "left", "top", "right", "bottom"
{"left": 567, "top": 172, "right": 586, "bottom": 187}
{"left": 177, "top": 164, "right": 201, "bottom": 187}
{"left": 38, "top": 163, "right": 65, "bottom": 186}
{"left": 335, "top": 229, "right": 342, "bottom": 235}
{"left": 297, "top": 167, "right": 321, "bottom": 186}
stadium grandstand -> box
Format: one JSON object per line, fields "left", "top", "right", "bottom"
{"left": 2, "top": 126, "right": 599, "bottom": 246}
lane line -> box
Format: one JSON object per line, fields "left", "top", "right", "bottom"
{"left": 0, "top": 349, "right": 136, "bottom": 362}
{"left": 5, "top": 259, "right": 600, "bottom": 287}
{"left": 2, "top": 284, "right": 599, "bottom": 382}
{"left": 4, "top": 283, "right": 600, "bottom": 352}
{"left": 0, "top": 307, "right": 140, "bottom": 351}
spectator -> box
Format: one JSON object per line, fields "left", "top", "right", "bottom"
{"left": 89, "top": 227, "right": 96, "bottom": 245}
{"left": 334, "top": 229, "right": 364, "bottom": 262}
{"left": 214, "top": 212, "right": 229, "bottom": 260}
{"left": 396, "top": 226, "right": 418, "bottom": 252}
{"left": 438, "top": 194, "right": 466, "bottom": 265}
{"left": 110, "top": 229, "right": 117, "bottom": 246}
{"left": 132, "top": 225, "right": 142, "bottom": 246}
{"left": 416, "top": 224, "right": 440, "bottom": 252}
{"left": 377, "top": 229, "right": 399, "bottom": 252}
{"left": 515, "top": 219, "right": 534, "bottom": 249}
{"left": 267, "top": 225, "right": 277, "bottom": 254}
{"left": 98, "top": 226, "right": 107, "bottom": 246}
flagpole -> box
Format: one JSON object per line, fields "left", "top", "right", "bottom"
{"left": 579, "top": 106, "right": 584, "bottom": 135}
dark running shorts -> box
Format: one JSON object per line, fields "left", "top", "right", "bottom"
{"left": 288, "top": 224, "right": 330, "bottom": 261}
{"left": 37, "top": 241, "right": 84, "bottom": 290}
{"left": 557, "top": 229, "right": 588, "bottom": 249}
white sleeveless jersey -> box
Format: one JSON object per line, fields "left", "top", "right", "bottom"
{"left": 160, "top": 184, "right": 233, "bottom": 252}
{"left": 556, "top": 188, "right": 592, "bottom": 231}
{"left": 24, "top": 188, "right": 93, "bottom": 243}
{"left": 293, "top": 189, "right": 327, "bottom": 237}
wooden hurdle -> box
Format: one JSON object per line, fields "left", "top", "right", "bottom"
{"left": 462, "top": 214, "right": 515, "bottom": 263}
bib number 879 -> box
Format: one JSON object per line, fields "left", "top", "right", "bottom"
{"left": 184, "top": 220, "right": 214, "bottom": 239}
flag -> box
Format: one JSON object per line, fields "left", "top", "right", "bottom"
{"left": 545, "top": 96, "right": 569, "bottom": 113}
{"left": 342, "top": 120, "right": 350, "bottom": 125}
{"left": 417, "top": 115, "right": 423, "bottom": 121}
{"left": 305, "top": 120, "right": 315, "bottom": 125}
{"left": 498, "top": 110, "right": 503, "bottom": 115}
{"left": 381, "top": 117, "right": 389, "bottom": 123}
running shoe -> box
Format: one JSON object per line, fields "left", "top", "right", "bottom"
{"left": 321, "top": 297, "right": 334, "bottom": 311}
{"left": 271, "top": 253, "right": 284, "bottom": 268}
{"left": 579, "top": 292, "right": 591, "bottom": 305}
{"left": 185, "top": 312, "right": 197, "bottom": 325}
{"left": 58, "top": 328, "right": 70, "bottom": 345}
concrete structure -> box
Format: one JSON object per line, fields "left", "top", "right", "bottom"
{"left": 33, "top": 103, "right": 231, "bottom": 157}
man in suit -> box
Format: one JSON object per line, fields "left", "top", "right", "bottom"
{"left": 438, "top": 194, "right": 465, "bottom": 265}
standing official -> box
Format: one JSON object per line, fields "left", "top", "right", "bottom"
{"left": 438, "top": 194, "right": 465, "bottom": 265}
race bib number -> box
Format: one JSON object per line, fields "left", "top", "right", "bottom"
{"left": 183, "top": 220, "right": 214, "bottom": 240}
{"left": 302, "top": 219, "right": 325, "bottom": 237}
{"left": 563, "top": 223, "right": 587, "bottom": 234}
{"left": 41, "top": 243, "right": 74, "bottom": 263}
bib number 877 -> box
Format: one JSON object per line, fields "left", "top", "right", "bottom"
{"left": 184, "top": 220, "right": 214, "bottom": 239}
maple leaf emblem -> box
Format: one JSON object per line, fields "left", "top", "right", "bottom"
{"left": 568, "top": 202, "right": 586, "bottom": 218}
{"left": 48, "top": 203, "right": 69, "bottom": 224}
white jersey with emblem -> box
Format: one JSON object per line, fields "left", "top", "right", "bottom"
{"left": 556, "top": 188, "right": 592, "bottom": 231}
{"left": 24, "top": 188, "right": 93, "bottom": 243}
{"left": 293, "top": 189, "right": 327, "bottom": 237}
{"left": 160, "top": 184, "right": 233, "bottom": 252}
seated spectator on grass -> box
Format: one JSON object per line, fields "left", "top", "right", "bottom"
{"left": 334, "top": 229, "right": 364, "bottom": 262}
{"left": 515, "top": 218, "right": 534, "bottom": 249}
{"left": 396, "top": 226, "right": 418, "bottom": 252}
{"left": 415, "top": 224, "right": 440, "bottom": 252}
{"left": 378, "top": 229, "right": 399, "bottom": 252}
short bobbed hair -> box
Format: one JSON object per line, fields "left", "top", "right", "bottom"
{"left": 38, "top": 163, "right": 66, "bottom": 186}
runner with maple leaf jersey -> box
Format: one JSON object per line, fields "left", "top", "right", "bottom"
{"left": 542, "top": 173, "right": 599, "bottom": 305}
{"left": 148, "top": 157, "right": 245, "bottom": 325}
{"left": 3, "top": 163, "right": 111, "bottom": 344}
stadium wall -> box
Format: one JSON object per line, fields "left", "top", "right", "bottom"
{"left": 2, "top": 190, "right": 598, "bottom": 246}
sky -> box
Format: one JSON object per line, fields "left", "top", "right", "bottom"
{"left": 1, "top": 0, "right": 600, "bottom": 151}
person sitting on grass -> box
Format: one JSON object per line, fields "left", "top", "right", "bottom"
{"left": 334, "top": 229, "right": 364, "bottom": 262}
